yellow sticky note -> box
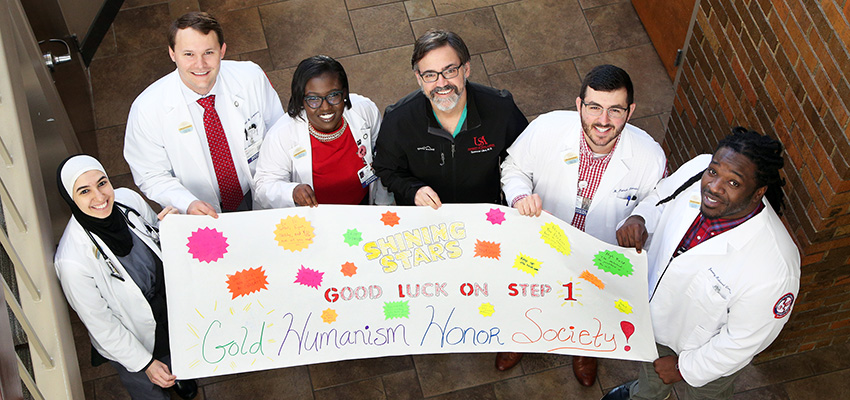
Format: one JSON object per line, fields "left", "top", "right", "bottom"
{"left": 540, "top": 222, "right": 571, "bottom": 255}
{"left": 513, "top": 253, "right": 542, "bottom": 276}
{"left": 274, "top": 216, "right": 315, "bottom": 252}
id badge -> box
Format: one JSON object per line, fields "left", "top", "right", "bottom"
{"left": 574, "top": 194, "right": 590, "bottom": 216}
{"left": 245, "top": 140, "right": 262, "bottom": 164}
{"left": 358, "top": 165, "right": 378, "bottom": 188}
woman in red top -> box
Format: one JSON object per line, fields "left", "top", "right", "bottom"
{"left": 254, "top": 55, "right": 393, "bottom": 208}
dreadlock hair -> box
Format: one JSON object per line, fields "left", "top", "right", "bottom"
{"left": 656, "top": 127, "right": 786, "bottom": 215}
{"left": 717, "top": 127, "right": 786, "bottom": 214}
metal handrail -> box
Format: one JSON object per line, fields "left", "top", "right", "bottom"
{"left": 17, "top": 356, "right": 44, "bottom": 400}
{"left": 0, "top": 226, "right": 41, "bottom": 301}
{"left": 0, "top": 178, "right": 26, "bottom": 232}
{"left": 1, "top": 276, "right": 53, "bottom": 368}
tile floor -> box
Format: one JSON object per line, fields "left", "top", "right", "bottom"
{"left": 74, "top": 0, "right": 848, "bottom": 398}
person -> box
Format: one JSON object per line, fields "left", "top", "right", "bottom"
{"left": 498, "top": 64, "right": 667, "bottom": 386}
{"left": 53, "top": 155, "right": 197, "bottom": 400}
{"left": 124, "top": 11, "right": 284, "bottom": 217}
{"left": 604, "top": 128, "right": 801, "bottom": 400}
{"left": 373, "top": 29, "right": 528, "bottom": 207}
{"left": 253, "top": 55, "right": 392, "bottom": 208}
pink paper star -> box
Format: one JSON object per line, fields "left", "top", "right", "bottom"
{"left": 486, "top": 208, "right": 506, "bottom": 225}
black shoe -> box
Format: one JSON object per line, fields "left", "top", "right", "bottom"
{"left": 601, "top": 380, "right": 636, "bottom": 400}
{"left": 173, "top": 379, "right": 198, "bottom": 400}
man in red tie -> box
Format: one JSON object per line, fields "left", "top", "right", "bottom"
{"left": 125, "top": 12, "right": 284, "bottom": 215}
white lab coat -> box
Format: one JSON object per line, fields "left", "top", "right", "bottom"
{"left": 124, "top": 60, "right": 285, "bottom": 213}
{"left": 501, "top": 110, "right": 666, "bottom": 244}
{"left": 631, "top": 154, "right": 801, "bottom": 387}
{"left": 253, "top": 93, "right": 393, "bottom": 208}
{"left": 54, "top": 188, "right": 162, "bottom": 373}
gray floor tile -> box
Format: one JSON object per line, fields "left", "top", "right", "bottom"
{"left": 350, "top": 3, "right": 415, "bottom": 53}
{"left": 432, "top": 0, "right": 514, "bottom": 15}
{"left": 122, "top": 0, "right": 168, "bottom": 10}
{"left": 313, "top": 376, "right": 387, "bottom": 399}
{"left": 218, "top": 7, "right": 268, "bottom": 56}
{"left": 429, "top": 384, "right": 497, "bottom": 400}
{"left": 90, "top": 47, "right": 175, "bottom": 129}
{"left": 346, "top": 0, "right": 396, "bottom": 10}
{"left": 629, "top": 114, "right": 667, "bottom": 144}
{"left": 493, "top": 365, "right": 601, "bottom": 400}
{"left": 585, "top": 2, "right": 650, "bottom": 53}
{"left": 410, "top": 8, "right": 507, "bottom": 55}
{"left": 95, "top": 125, "right": 131, "bottom": 176}
{"left": 309, "top": 355, "right": 414, "bottom": 389}
{"left": 404, "top": 0, "right": 436, "bottom": 20}
{"left": 496, "top": 0, "right": 597, "bottom": 69}
{"left": 113, "top": 4, "right": 171, "bottom": 55}
{"left": 91, "top": 374, "right": 132, "bottom": 400}
{"left": 382, "top": 369, "right": 425, "bottom": 399}
{"left": 201, "top": 366, "right": 313, "bottom": 399}
{"left": 517, "top": 352, "right": 571, "bottom": 375}
{"left": 733, "top": 384, "right": 790, "bottom": 400}
{"left": 237, "top": 49, "right": 274, "bottom": 72}
{"left": 597, "top": 357, "right": 640, "bottom": 392}
{"left": 489, "top": 60, "right": 582, "bottom": 116}
{"left": 168, "top": 0, "right": 200, "bottom": 21}
{"left": 579, "top": 0, "right": 628, "bottom": 10}
{"left": 481, "top": 49, "right": 515, "bottom": 76}
{"left": 783, "top": 369, "right": 850, "bottom": 399}
{"left": 261, "top": 0, "right": 359, "bottom": 70}
{"left": 413, "top": 353, "right": 523, "bottom": 397}
{"left": 734, "top": 354, "right": 813, "bottom": 393}
{"left": 339, "top": 46, "right": 421, "bottom": 113}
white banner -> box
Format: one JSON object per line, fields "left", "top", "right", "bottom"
{"left": 161, "top": 204, "right": 657, "bottom": 379}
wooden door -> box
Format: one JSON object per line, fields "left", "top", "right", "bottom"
{"left": 632, "top": 0, "right": 697, "bottom": 81}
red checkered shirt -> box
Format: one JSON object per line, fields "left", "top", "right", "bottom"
{"left": 674, "top": 201, "right": 765, "bottom": 257}
{"left": 570, "top": 134, "right": 620, "bottom": 231}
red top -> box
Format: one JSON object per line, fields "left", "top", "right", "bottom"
{"left": 310, "top": 124, "right": 368, "bottom": 205}
{"left": 674, "top": 202, "right": 765, "bottom": 257}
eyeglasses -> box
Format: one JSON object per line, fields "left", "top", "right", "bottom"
{"left": 417, "top": 65, "right": 462, "bottom": 83}
{"left": 304, "top": 91, "right": 344, "bottom": 109}
{"left": 581, "top": 101, "right": 629, "bottom": 119}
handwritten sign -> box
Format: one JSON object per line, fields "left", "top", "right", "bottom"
{"left": 161, "top": 205, "right": 657, "bottom": 379}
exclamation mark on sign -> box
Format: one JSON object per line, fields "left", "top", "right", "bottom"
{"left": 620, "top": 321, "right": 635, "bottom": 351}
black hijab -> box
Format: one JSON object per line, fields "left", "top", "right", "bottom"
{"left": 57, "top": 155, "right": 133, "bottom": 257}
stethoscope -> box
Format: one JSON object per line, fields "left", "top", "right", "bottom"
{"left": 85, "top": 202, "right": 160, "bottom": 281}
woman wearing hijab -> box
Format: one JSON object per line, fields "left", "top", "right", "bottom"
{"left": 253, "top": 55, "right": 393, "bottom": 208}
{"left": 53, "top": 155, "right": 197, "bottom": 400}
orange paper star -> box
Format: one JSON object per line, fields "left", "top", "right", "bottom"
{"left": 474, "top": 240, "right": 501, "bottom": 260}
{"left": 341, "top": 262, "right": 358, "bottom": 277}
{"left": 381, "top": 211, "right": 400, "bottom": 227}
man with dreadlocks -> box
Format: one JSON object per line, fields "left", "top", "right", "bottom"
{"left": 603, "top": 127, "right": 801, "bottom": 400}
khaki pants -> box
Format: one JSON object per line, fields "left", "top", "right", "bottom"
{"left": 632, "top": 344, "right": 743, "bottom": 400}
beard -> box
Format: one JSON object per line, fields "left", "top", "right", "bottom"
{"left": 580, "top": 112, "right": 626, "bottom": 151}
{"left": 423, "top": 83, "right": 463, "bottom": 112}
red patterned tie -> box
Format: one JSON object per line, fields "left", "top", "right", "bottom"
{"left": 197, "top": 95, "right": 243, "bottom": 211}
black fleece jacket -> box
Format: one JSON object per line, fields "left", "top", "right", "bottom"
{"left": 373, "top": 82, "right": 528, "bottom": 205}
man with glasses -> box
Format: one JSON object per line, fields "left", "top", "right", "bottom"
{"left": 373, "top": 29, "right": 528, "bottom": 207}
{"left": 125, "top": 12, "right": 284, "bottom": 216}
{"left": 498, "top": 64, "right": 667, "bottom": 386}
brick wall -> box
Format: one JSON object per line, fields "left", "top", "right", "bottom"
{"left": 664, "top": 0, "right": 850, "bottom": 360}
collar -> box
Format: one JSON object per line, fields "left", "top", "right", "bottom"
{"left": 578, "top": 129, "right": 620, "bottom": 164}
{"left": 180, "top": 77, "right": 221, "bottom": 105}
